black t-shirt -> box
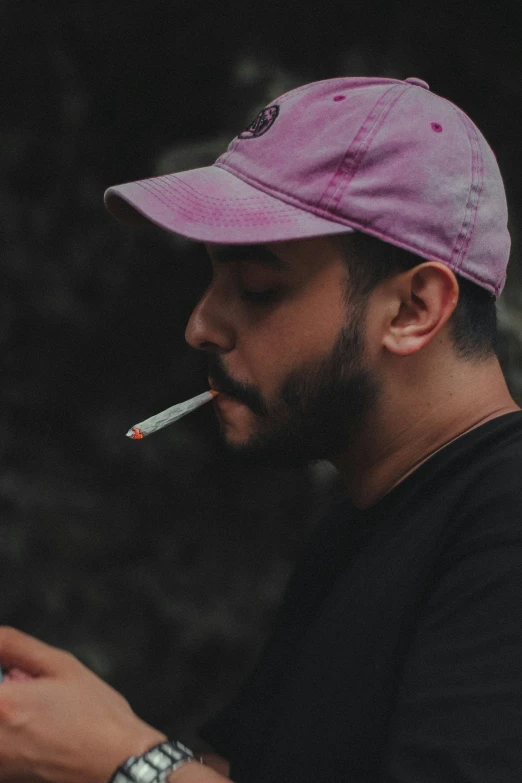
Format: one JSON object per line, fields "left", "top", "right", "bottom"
{"left": 200, "top": 411, "right": 522, "bottom": 782}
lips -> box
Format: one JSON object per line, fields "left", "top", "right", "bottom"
{"left": 215, "top": 393, "right": 245, "bottom": 415}
{"left": 208, "top": 377, "right": 235, "bottom": 398}
{"left": 208, "top": 377, "right": 246, "bottom": 410}
{"left": 216, "top": 391, "right": 240, "bottom": 403}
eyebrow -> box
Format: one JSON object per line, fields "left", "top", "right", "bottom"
{"left": 206, "top": 244, "right": 290, "bottom": 270}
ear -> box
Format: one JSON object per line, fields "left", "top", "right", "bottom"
{"left": 381, "top": 262, "right": 460, "bottom": 357}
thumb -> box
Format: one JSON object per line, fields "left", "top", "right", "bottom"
{"left": 0, "top": 627, "right": 71, "bottom": 678}
{"left": 4, "top": 667, "right": 34, "bottom": 682}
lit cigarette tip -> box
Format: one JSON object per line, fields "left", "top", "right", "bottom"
{"left": 126, "top": 389, "right": 220, "bottom": 440}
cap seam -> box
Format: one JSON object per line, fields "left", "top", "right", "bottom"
{"left": 216, "top": 159, "right": 363, "bottom": 226}
{"left": 448, "top": 105, "right": 484, "bottom": 275}
{"left": 214, "top": 161, "right": 457, "bottom": 263}
{"left": 218, "top": 82, "right": 323, "bottom": 166}
{"left": 164, "top": 173, "right": 264, "bottom": 200}
{"left": 162, "top": 173, "right": 309, "bottom": 208}
{"left": 114, "top": 178, "right": 497, "bottom": 294}
{"left": 106, "top": 73, "right": 507, "bottom": 299}
{"left": 148, "top": 175, "right": 301, "bottom": 212}
{"left": 212, "top": 164, "right": 498, "bottom": 293}
{"left": 219, "top": 77, "right": 406, "bottom": 168}
{"left": 135, "top": 180, "right": 298, "bottom": 226}
{"left": 320, "top": 84, "right": 409, "bottom": 214}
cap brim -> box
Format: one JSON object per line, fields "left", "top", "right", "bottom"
{"left": 104, "top": 164, "right": 355, "bottom": 245}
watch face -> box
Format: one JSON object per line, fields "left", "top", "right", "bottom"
{"left": 110, "top": 741, "right": 196, "bottom": 783}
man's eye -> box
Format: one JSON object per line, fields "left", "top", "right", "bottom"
{"left": 240, "top": 289, "right": 278, "bottom": 304}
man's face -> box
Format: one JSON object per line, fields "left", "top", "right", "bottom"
{"left": 184, "top": 235, "right": 382, "bottom": 469}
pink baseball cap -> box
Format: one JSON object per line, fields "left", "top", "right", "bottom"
{"left": 104, "top": 75, "right": 510, "bottom": 297}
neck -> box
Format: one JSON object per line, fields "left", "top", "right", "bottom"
{"left": 332, "top": 356, "right": 520, "bottom": 511}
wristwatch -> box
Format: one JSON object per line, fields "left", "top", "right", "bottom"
{"left": 108, "top": 740, "right": 202, "bottom": 782}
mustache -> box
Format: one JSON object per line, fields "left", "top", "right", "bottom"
{"left": 207, "top": 358, "right": 241, "bottom": 398}
{"left": 207, "top": 357, "right": 267, "bottom": 416}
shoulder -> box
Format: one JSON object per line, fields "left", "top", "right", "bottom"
{"left": 446, "top": 412, "right": 522, "bottom": 517}
{"left": 431, "top": 443, "right": 522, "bottom": 597}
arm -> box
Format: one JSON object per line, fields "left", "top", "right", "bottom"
{"left": 0, "top": 626, "right": 233, "bottom": 783}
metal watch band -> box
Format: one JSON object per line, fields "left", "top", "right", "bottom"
{"left": 108, "top": 740, "right": 200, "bottom": 783}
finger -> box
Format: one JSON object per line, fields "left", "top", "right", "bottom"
{"left": 0, "top": 627, "right": 73, "bottom": 677}
{"left": 167, "top": 760, "right": 231, "bottom": 783}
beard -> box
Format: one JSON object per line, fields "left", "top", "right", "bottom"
{"left": 207, "top": 302, "right": 382, "bottom": 470}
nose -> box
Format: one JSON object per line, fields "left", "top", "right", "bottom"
{"left": 184, "top": 282, "right": 235, "bottom": 353}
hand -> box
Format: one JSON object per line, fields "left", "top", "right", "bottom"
{"left": 0, "top": 627, "right": 166, "bottom": 783}
{"left": 167, "top": 763, "right": 231, "bottom": 783}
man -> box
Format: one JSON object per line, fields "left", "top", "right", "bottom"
{"left": 1, "top": 75, "right": 521, "bottom": 782}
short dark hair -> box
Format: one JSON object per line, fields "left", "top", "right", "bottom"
{"left": 335, "top": 231, "right": 499, "bottom": 363}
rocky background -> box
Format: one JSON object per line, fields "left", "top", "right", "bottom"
{"left": 1, "top": 0, "right": 522, "bottom": 748}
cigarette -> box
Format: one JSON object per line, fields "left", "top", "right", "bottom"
{"left": 126, "top": 390, "right": 219, "bottom": 440}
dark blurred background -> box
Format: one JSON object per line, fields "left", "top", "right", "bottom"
{"left": 1, "top": 0, "right": 522, "bottom": 749}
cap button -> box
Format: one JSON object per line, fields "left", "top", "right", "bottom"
{"left": 404, "top": 77, "right": 430, "bottom": 90}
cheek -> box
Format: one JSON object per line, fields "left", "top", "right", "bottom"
{"left": 239, "top": 289, "right": 346, "bottom": 394}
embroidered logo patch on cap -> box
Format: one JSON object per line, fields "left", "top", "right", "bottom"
{"left": 238, "top": 105, "right": 279, "bottom": 139}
